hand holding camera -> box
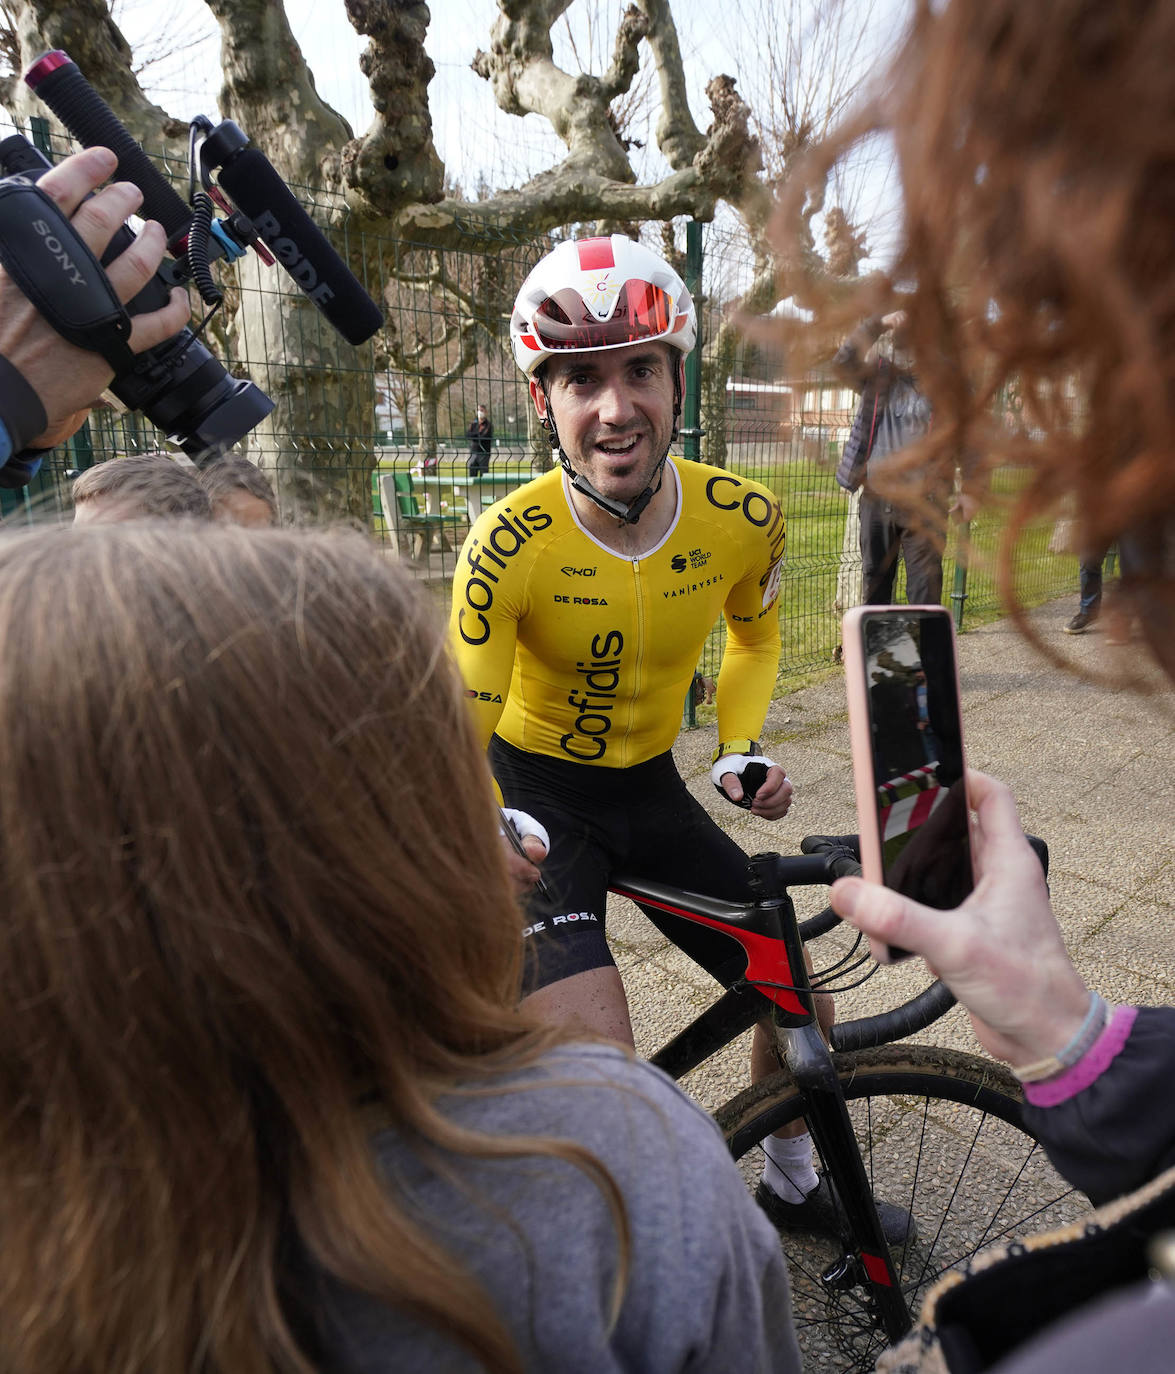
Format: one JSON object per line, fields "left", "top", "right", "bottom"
{"left": 0, "top": 144, "right": 190, "bottom": 452}
{"left": 0, "top": 50, "right": 384, "bottom": 480}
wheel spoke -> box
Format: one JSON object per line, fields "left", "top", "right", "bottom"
{"left": 722, "top": 1048, "right": 1090, "bottom": 1372}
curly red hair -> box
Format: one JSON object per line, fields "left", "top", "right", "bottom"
{"left": 777, "top": 0, "right": 1175, "bottom": 680}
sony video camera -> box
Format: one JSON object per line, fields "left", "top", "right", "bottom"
{"left": 0, "top": 50, "right": 383, "bottom": 462}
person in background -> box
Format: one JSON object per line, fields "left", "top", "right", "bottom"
{"left": 0, "top": 522, "right": 798, "bottom": 1374}
{"left": 833, "top": 311, "right": 977, "bottom": 605}
{"left": 71, "top": 452, "right": 212, "bottom": 523}
{"left": 199, "top": 453, "right": 279, "bottom": 527}
{"left": 1063, "top": 551, "right": 1108, "bottom": 635}
{"left": 467, "top": 401, "right": 493, "bottom": 475}
{"left": 784, "top": 1, "right": 1175, "bottom": 1369}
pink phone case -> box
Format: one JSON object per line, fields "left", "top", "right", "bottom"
{"left": 842, "top": 604, "right": 974, "bottom": 903}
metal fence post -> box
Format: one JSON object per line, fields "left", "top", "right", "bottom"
{"left": 950, "top": 522, "right": 970, "bottom": 629}
{"left": 680, "top": 220, "right": 703, "bottom": 464}
{"left": 681, "top": 220, "right": 705, "bottom": 728}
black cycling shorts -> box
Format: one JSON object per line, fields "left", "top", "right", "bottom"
{"left": 490, "top": 736, "right": 756, "bottom": 994}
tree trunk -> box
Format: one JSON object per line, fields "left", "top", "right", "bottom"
{"left": 414, "top": 372, "right": 439, "bottom": 469}
{"left": 701, "top": 318, "right": 738, "bottom": 469}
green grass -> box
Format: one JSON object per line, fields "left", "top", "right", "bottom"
{"left": 693, "top": 450, "right": 1078, "bottom": 692}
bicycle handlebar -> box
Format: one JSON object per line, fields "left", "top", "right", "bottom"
{"left": 829, "top": 978, "right": 957, "bottom": 1051}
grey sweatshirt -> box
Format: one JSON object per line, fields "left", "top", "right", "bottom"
{"left": 317, "top": 1043, "right": 798, "bottom": 1373}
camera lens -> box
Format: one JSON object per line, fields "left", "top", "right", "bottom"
{"left": 111, "top": 329, "right": 274, "bottom": 460}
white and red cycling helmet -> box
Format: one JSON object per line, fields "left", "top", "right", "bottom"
{"left": 510, "top": 234, "right": 697, "bottom": 378}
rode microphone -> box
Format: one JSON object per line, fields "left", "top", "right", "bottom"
{"left": 25, "top": 51, "right": 384, "bottom": 346}
{"left": 202, "top": 122, "right": 383, "bottom": 345}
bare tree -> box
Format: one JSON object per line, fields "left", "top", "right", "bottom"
{"left": 1, "top": 0, "right": 879, "bottom": 514}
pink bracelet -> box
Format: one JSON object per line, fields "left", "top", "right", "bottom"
{"left": 1024, "top": 1005, "right": 1138, "bottom": 1108}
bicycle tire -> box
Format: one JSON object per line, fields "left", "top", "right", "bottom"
{"left": 715, "top": 1044, "right": 1089, "bottom": 1373}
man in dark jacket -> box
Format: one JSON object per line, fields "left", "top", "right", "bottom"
{"left": 466, "top": 403, "right": 493, "bottom": 475}
{"left": 834, "top": 311, "right": 974, "bottom": 605}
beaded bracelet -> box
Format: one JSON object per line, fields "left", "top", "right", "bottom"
{"left": 1012, "top": 991, "right": 1112, "bottom": 1084}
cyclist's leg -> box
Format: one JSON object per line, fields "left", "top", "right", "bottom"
{"left": 491, "top": 737, "right": 634, "bottom": 1044}
{"left": 614, "top": 757, "right": 833, "bottom": 1208}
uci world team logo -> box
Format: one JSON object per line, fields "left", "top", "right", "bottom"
{"left": 671, "top": 548, "right": 712, "bottom": 574}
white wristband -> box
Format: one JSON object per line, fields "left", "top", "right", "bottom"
{"left": 710, "top": 752, "right": 778, "bottom": 789}
{"left": 500, "top": 808, "right": 551, "bottom": 857}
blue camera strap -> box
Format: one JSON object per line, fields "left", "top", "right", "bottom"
{"left": 0, "top": 173, "right": 136, "bottom": 374}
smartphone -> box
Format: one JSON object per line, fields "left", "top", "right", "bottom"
{"left": 843, "top": 605, "right": 974, "bottom": 958}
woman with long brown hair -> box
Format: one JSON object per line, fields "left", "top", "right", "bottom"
{"left": 781, "top": 1, "right": 1175, "bottom": 1370}
{"left": 0, "top": 523, "right": 795, "bottom": 1373}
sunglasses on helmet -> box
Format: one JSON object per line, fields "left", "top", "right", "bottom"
{"left": 530, "top": 281, "right": 678, "bottom": 351}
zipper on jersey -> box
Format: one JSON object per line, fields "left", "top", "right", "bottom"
{"left": 627, "top": 556, "right": 646, "bottom": 744}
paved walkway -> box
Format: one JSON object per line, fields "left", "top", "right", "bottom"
{"left": 614, "top": 594, "right": 1175, "bottom": 1111}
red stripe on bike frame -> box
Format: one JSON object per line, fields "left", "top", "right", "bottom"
{"left": 860, "top": 1251, "right": 894, "bottom": 1286}
{"left": 609, "top": 887, "right": 806, "bottom": 1016}
{"left": 577, "top": 238, "right": 615, "bottom": 271}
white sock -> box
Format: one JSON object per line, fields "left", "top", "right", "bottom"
{"left": 761, "top": 1131, "right": 818, "bottom": 1203}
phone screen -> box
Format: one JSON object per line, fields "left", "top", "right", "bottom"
{"left": 851, "top": 607, "right": 973, "bottom": 910}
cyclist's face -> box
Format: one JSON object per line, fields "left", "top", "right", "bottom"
{"left": 533, "top": 344, "right": 678, "bottom": 501}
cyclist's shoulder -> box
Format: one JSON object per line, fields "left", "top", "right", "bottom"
{"left": 461, "top": 469, "right": 576, "bottom": 575}
{"left": 674, "top": 458, "right": 783, "bottom": 525}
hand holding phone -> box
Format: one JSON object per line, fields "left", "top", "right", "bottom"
{"left": 842, "top": 605, "right": 975, "bottom": 960}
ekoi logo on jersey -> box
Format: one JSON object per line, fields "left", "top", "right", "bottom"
{"left": 456, "top": 504, "right": 554, "bottom": 645}
{"left": 559, "top": 629, "right": 625, "bottom": 762}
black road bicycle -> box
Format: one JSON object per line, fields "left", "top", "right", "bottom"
{"left": 609, "top": 837, "right": 1086, "bottom": 1372}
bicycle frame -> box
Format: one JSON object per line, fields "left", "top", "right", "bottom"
{"left": 610, "top": 849, "right": 913, "bottom": 1341}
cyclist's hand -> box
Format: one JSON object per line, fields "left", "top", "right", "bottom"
{"left": 713, "top": 754, "right": 793, "bottom": 819}
{"left": 500, "top": 808, "right": 550, "bottom": 894}
{"left": 829, "top": 770, "right": 1091, "bottom": 1072}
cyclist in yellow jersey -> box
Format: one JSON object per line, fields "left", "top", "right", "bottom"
{"left": 453, "top": 459, "right": 786, "bottom": 769}
{"left": 450, "top": 235, "right": 910, "bottom": 1246}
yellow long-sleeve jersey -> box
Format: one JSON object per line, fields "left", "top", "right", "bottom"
{"left": 449, "top": 459, "right": 785, "bottom": 768}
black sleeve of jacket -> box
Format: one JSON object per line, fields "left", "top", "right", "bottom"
{"left": 1021, "top": 1007, "right": 1175, "bottom": 1205}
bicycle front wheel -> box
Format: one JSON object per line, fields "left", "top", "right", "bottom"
{"left": 717, "top": 1044, "right": 1089, "bottom": 1373}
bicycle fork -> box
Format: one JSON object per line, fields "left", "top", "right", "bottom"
{"left": 780, "top": 1019, "right": 913, "bottom": 1343}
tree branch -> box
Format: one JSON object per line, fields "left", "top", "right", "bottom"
{"left": 342, "top": 0, "right": 444, "bottom": 210}
{"left": 634, "top": 0, "right": 704, "bottom": 167}
{"left": 472, "top": 0, "right": 633, "bottom": 181}
{"left": 598, "top": 5, "right": 646, "bottom": 104}
{"left": 15, "top": 0, "right": 186, "bottom": 145}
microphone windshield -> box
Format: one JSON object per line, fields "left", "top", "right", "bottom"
{"left": 217, "top": 147, "right": 383, "bottom": 345}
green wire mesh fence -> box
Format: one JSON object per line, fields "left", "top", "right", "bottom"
{"left": 0, "top": 122, "right": 1081, "bottom": 686}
